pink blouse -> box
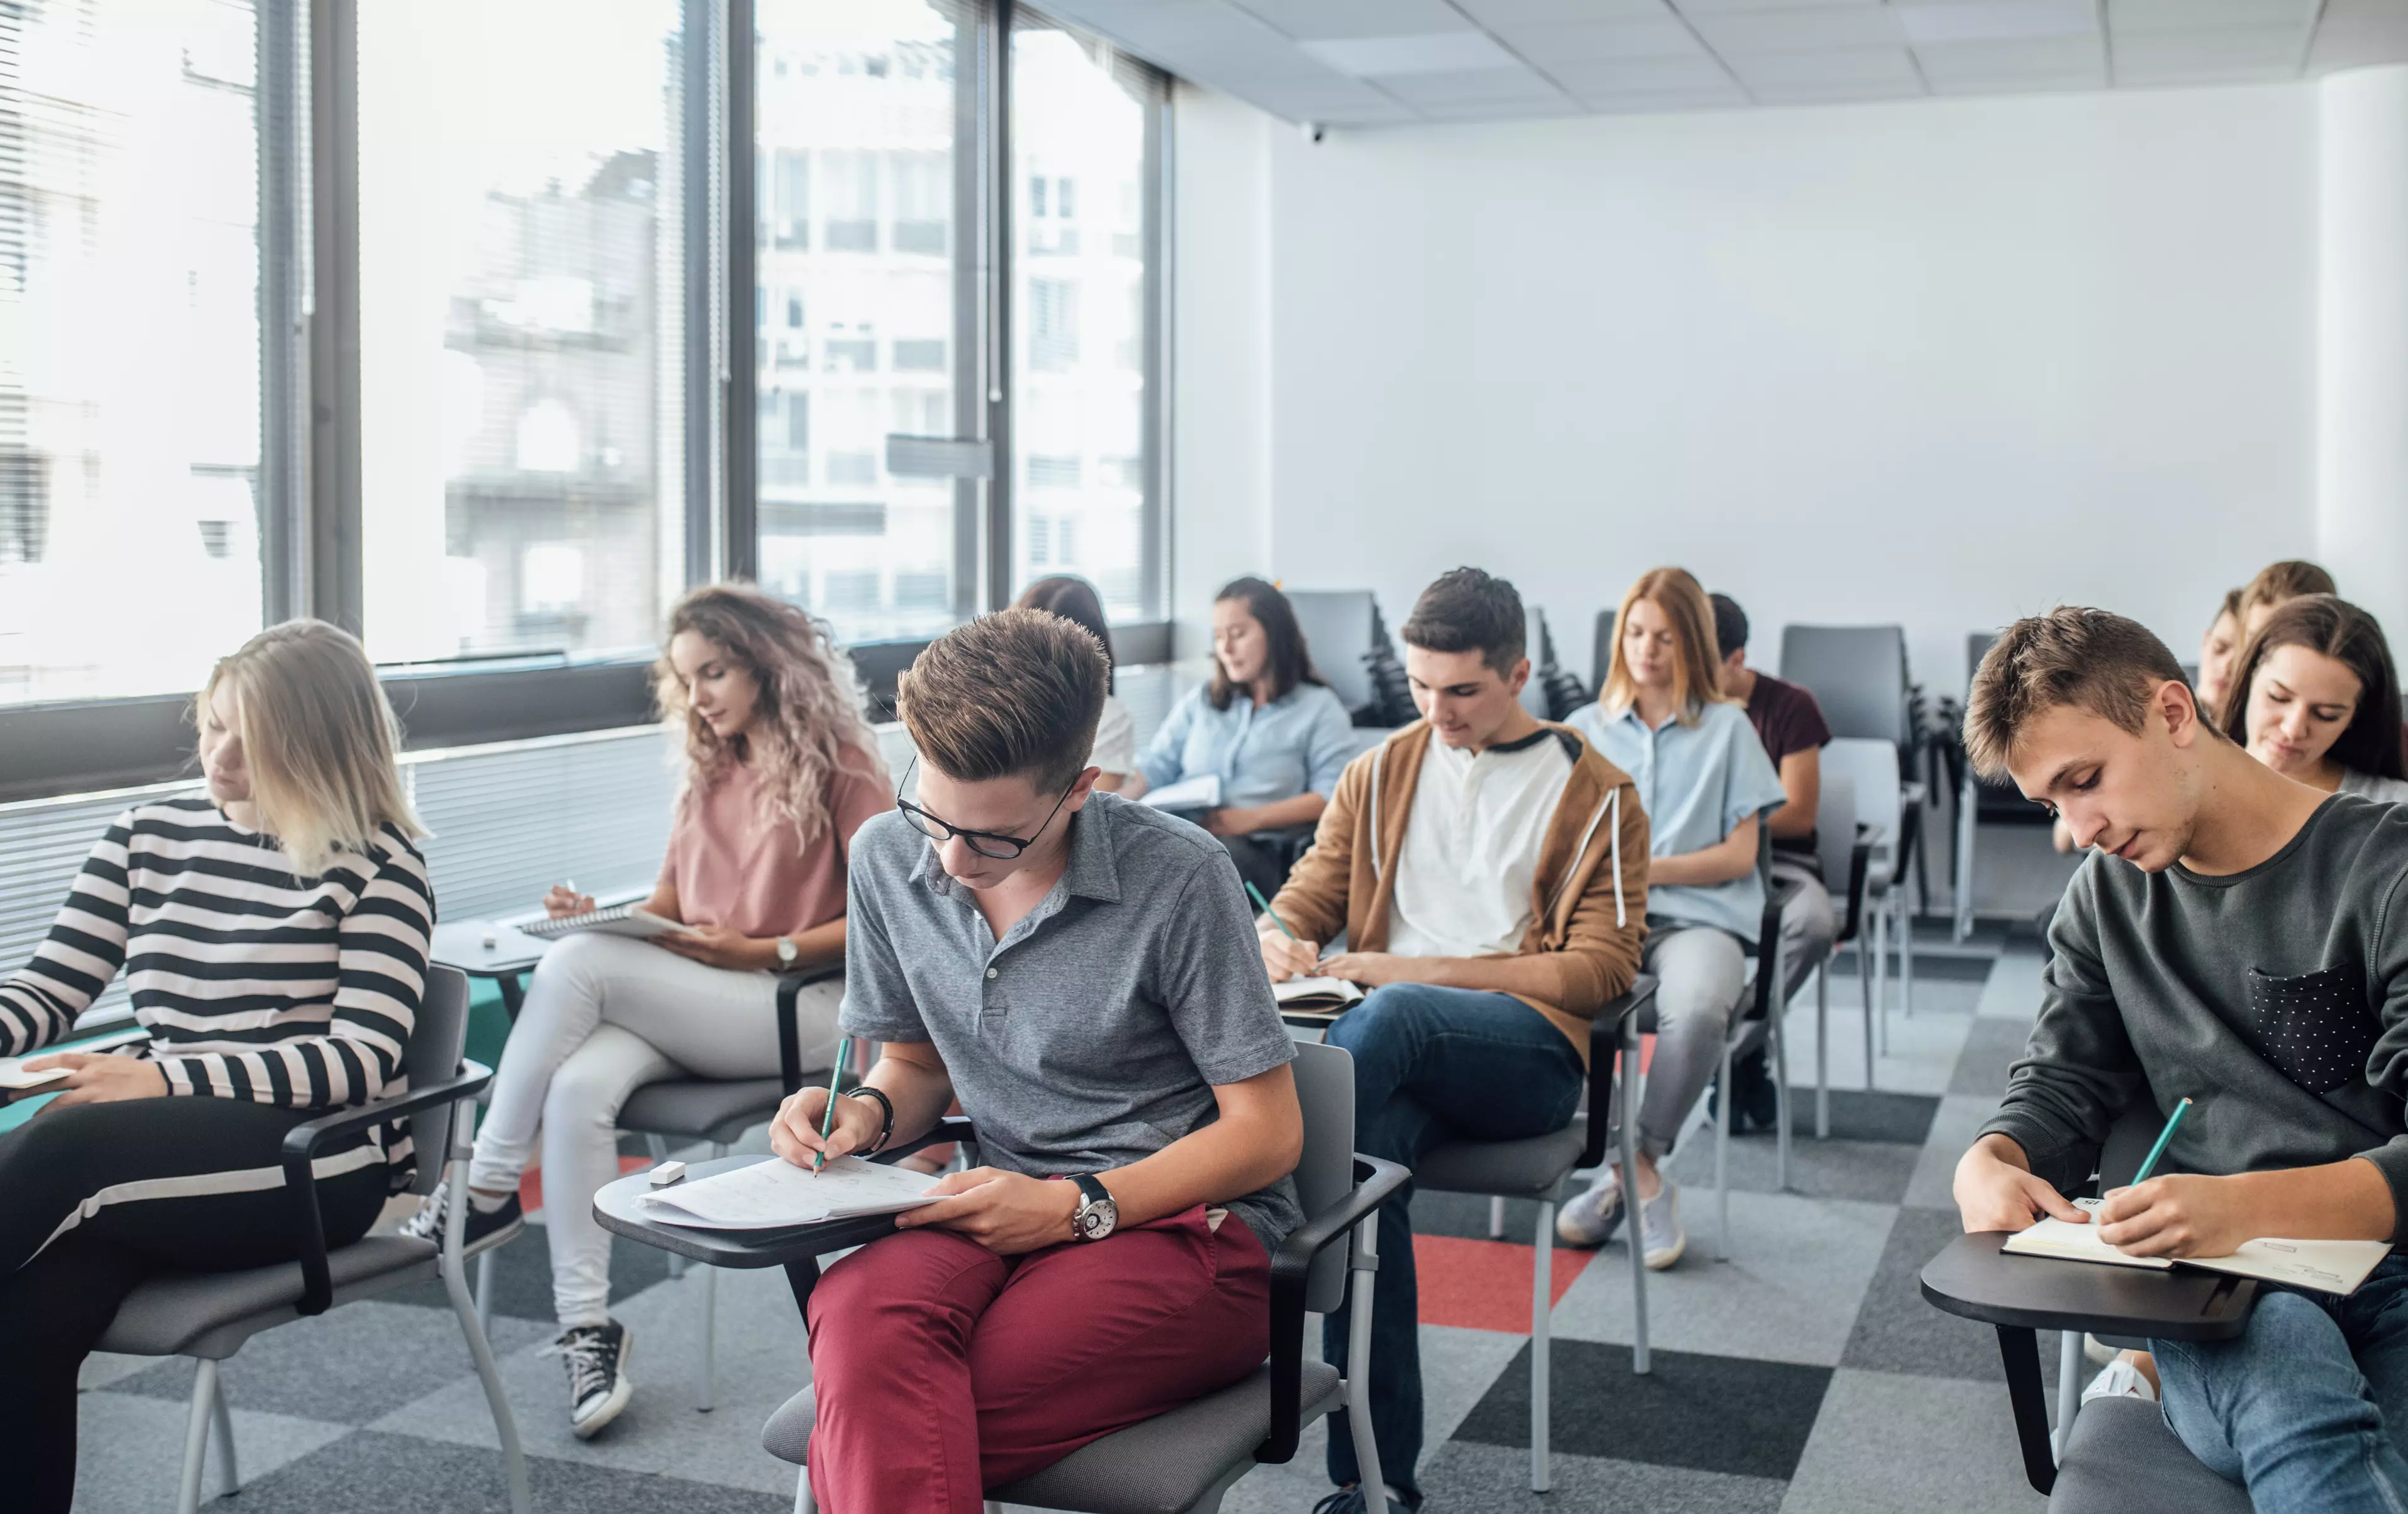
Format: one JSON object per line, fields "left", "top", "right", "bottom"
{"left": 657, "top": 747, "right": 892, "bottom": 940}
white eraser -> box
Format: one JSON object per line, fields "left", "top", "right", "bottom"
{"left": 648, "top": 1160, "right": 687, "bottom": 1187}
{"left": 481, "top": 926, "right": 498, "bottom": 949}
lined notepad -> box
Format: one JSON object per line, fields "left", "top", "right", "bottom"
{"left": 2004, "top": 1197, "right": 2392, "bottom": 1296}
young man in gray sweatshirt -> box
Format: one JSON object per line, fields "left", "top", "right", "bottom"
{"left": 1952, "top": 606, "right": 2408, "bottom": 1512}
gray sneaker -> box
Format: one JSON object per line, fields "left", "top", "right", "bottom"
{"left": 1556, "top": 1175, "right": 1625, "bottom": 1247}
{"left": 1637, "top": 1181, "right": 1686, "bottom": 1270}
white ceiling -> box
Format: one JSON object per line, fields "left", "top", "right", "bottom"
{"left": 1038, "top": 0, "right": 2408, "bottom": 126}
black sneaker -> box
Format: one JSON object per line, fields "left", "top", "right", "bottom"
{"left": 552, "top": 1321, "right": 634, "bottom": 1439}
{"left": 1708, "top": 1048, "right": 1783, "bottom": 1134}
{"left": 399, "top": 1178, "right": 524, "bottom": 1254}
{"left": 1312, "top": 1484, "right": 1417, "bottom": 1513}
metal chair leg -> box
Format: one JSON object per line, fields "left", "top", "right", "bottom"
{"left": 1715, "top": 1036, "right": 1732, "bottom": 1262}
{"left": 2055, "top": 1330, "right": 2084, "bottom": 1458}
{"left": 176, "top": 1359, "right": 218, "bottom": 1514}
{"left": 1620, "top": 1015, "right": 1650, "bottom": 1375}
{"left": 795, "top": 1468, "right": 816, "bottom": 1514}
{"left": 1346, "top": 1212, "right": 1388, "bottom": 1500}
{"left": 1955, "top": 773, "right": 1978, "bottom": 943}
{"left": 698, "top": 1140, "right": 727, "bottom": 1412}
{"left": 1858, "top": 940, "right": 1876, "bottom": 1094}
{"left": 1814, "top": 964, "right": 1831, "bottom": 1139}
{"left": 1873, "top": 899, "right": 1890, "bottom": 1057}
{"left": 1531, "top": 1200, "right": 1554, "bottom": 1493}
{"left": 1489, "top": 1195, "right": 1506, "bottom": 1239}
{"left": 475, "top": 1247, "right": 496, "bottom": 1335}
{"left": 1899, "top": 888, "right": 1916, "bottom": 1017}
{"left": 1772, "top": 1007, "right": 1792, "bottom": 1193}
{"left": 444, "top": 1133, "right": 532, "bottom": 1514}
{"left": 209, "top": 1360, "right": 240, "bottom": 1497}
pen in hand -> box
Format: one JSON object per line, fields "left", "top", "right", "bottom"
{"left": 814, "top": 1036, "right": 852, "bottom": 1173}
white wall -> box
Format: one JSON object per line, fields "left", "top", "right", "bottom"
{"left": 2320, "top": 65, "right": 2408, "bottom": 655}
{"left": 1176, "top": 82, "right": 2324, "bottom": 694}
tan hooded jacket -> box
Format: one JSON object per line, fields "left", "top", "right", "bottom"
{"left": 1267, "top": 720, "right": 1650, "bottom": 1064}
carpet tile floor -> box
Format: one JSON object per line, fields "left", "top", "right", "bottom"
{"left": 71, "top": 932, "right": 2068, "bottom": 1512}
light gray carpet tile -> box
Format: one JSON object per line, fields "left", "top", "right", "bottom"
{"left": 73, "top": 1390, "right": 351, "bottom": 1514}
{"left": 1422, "top": 1439, "right": 1788, "bottom": 1513}
{"left": 1778, "top": 1368, "right": 2046, "bottom": 1513}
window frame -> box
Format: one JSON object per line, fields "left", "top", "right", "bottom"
{"left": 1, "top": 0, "right": 1172, "bottom": 801}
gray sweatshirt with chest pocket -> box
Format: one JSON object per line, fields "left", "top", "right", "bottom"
{"left": 1978, "top": 794, "right": 2408, "bottom": 1236}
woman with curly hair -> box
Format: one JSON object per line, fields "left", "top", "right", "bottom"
{"left": 404, "top": 583, "right": 888, "bottom": 1437}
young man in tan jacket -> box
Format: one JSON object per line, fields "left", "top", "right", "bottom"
{"left": 1261, "top": 568, "right": 1650, "bottom": 1514}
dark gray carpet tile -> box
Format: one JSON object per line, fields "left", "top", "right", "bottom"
{"left": 1830, "top": 946, "right": 1996, "bottom": 983}
{"left": 1838, "top": 1207, "right": 2062, "bottom": 1390}
{"left": 1454, "top": 1338, "right": 1832, "bottom": 1482}
{"left": 111, "top": 1302, "right": 552, "bottom": 1424}
{"left": 1950, "top": 1017, "right": 2040, "bottom": 1097}
{"left": 384, "top": 1222, "right": 673, "bottom": 1321}
{"left": 197, "top": 1431, "right": 789, "bottom": 1513}
{"left": 1663, "top": 1132, "right": 1921, "bottom": 1205}
{"left": 1721, "top": 1086, "right": 1941, "bottom": 1146}
{"left": 1418, "top": 1440, "right": 1787, "bottom": 1513}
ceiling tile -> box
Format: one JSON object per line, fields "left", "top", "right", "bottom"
{"left": 1674, "top": 0, "right": 1887, "bottom": 13}
{"left": 1894, "top": 1, "right": 2098, "bottom": 46}
{"left": 1375, "top": 64, "right": 1567, "bottom": 102}
{"left": 1727, "top": 45, "right": 1923, "bottom": 84}
{"left": 1750, "top": 76, "right": 1928, "bottom": 103}
{"left": 1410, "top": 95, "right": 1588, "bottom": 120}
{"left": 1927, "top": 66, "right": 2107, "bottom": 94}
{"left": 1301, "top": 30, "right": 1523, "bottom": 74}
{"left": 2308, "top": 13, "right": 2408, "bottom": 72}
{"left": 1233, "top": 77, "right": 1422, "bottom": 122}
{"left": 1032, "top": 1, "right": 1287, "bottom": 63}
{"left": 1579, "top": 80, "right": 1755, "bottom": 110}
{"left": 1233, "top": 0, "right": 1475, "bottom": 42}
{"left": 2109, "top": 0, "right": 2319, "bottom": 31}
{"left": 1550, "top": 53, "right": 1736, "bottom": 89}
{"left": 1454, "top": 0, "right": 1677, "bottom": 22}
{"left": 1689, "top": 6, "right": 1906, "bottom": 53}
{"left": 1494, "top": 17, "right": 1707, "bottom": 61}
{"left": 1913, "top": 33, "right": 2106, "bottom": 80}
{"left": 2110, "top": 23, "right": 2309, "bottom": 80}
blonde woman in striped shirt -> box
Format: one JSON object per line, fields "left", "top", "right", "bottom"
{"left": 0, "top": 620, "right": 433, "bottom": 1514}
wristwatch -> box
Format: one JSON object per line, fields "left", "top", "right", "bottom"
{"left": 1067, "top": 1173, "right": 1118, "bottom": 1242}
{"left": 774, "top": 935, "right": 799, "bottom": 967}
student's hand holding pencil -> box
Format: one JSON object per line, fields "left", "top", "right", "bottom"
{"left": 771, "top": 1086, "right": 881, "bottom": 1173}
{"left": 1257, "top": 930, "right": 1320, "bottom": 983}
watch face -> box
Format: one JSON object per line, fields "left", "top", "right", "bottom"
{"left": 1075, "top": 1199, "right": 1117, "bottom": 1241}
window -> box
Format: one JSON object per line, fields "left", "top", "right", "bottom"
{"left": 755, "top": 0, "right": 974, "bottom": 645}
{"left": 1011, "top": 12, "right": 1163, "bottom": 623}
{"left": 357, "top": 0, "right": 688, "bottom": 660}
{"left": 0, "top": 0, "right": 268, "bottom": 703}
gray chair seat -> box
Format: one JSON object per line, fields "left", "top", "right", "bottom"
{"left": 620, "top": 1077, "right": 786, "bottom": 1144}
{"left": 1417, "top": 1120, "right": 1588, "bottom": 1200}
{"left": 2049, "top": 1397, "right": 2251, "bottom": 1514}
{"left": 98, "top": 1235, "right": 438, "bottom": 1360}
{"left": 764, "top": 1361, "right": 1344, "bottom": 1514}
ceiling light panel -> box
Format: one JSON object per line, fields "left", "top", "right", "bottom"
{"left": 1689, "top": 6, "right": 1906, "bottom": 53}
{"left": 1893, "top": 1, "right": 2098, "bottom": 46}
{"left": 1235, "top": 0, "right": 1476, "bottom": 42}
{"left": 1497, "top": 16, "right": 1708, "bottom": 61}
{"left": 1301, "top": 30, "right": 1523, "bottom": 75}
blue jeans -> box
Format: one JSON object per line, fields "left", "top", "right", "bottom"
{"left": 1321, "top": 983, "right": 1586, "bottom": 1500}
{"left": 2154, "top": 1254, "right": 2408, "bottom": 1512}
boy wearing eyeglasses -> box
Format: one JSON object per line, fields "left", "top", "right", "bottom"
{"left": 769, "top": 608, "right": 1307, "bottom": 1514}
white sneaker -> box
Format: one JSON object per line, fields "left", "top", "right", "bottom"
{"left": 1636, "top": 1182, "right": 1685, "bottom": 1271}
{"left": 2082, "top": 1353, "right": 2157, "bottom": 1405}
{"left": 1556, "top": 1175, "right": 1625, "bottom": 1247}
{"left": 2082, "top": 1332, "right": 2116, "bottom": 1367}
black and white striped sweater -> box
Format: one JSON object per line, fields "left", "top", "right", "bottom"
{"left": 0, "top": 797, "right": 435, "bottom": 1181}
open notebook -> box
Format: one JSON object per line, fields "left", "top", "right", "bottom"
{"left": 519, "top": 904, "right": 698, "bottom": 943}
{"left": 2004, "top": 1197, "right": 2394, "bottom": 1296}
{"left": 1141, "top": 774, "right": 1222, "bottom": 813}
{"left": 639, "top": 1155, "right": 940, "bottom": 1231}
{"left": 1273, "top": 976, "right": 1364, "bottom": 1020}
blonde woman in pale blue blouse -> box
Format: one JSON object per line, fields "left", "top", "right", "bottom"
{"left": 1139, "top": 576, "right": 1356, "bottom": 896}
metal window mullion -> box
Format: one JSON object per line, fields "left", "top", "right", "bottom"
{"left": 257, "top": 0, "right": 307, "bottom": 626}
{"left": 306, "top": 0, "right": 361, "bottom": 632}
{"left": 1139, "top": 83, "right": 1167, "bottom": 622}
{"left": 682, "top": 0, "right": 716, "bottom": 588}
{"left": 722, "top": 0, "right": 758, "bottom": 583}
{"left": 949, "top": 1, "right": 987, "bottom": 623}
{"left": 985, "top": 0, "right": 1014, "bottom": 615}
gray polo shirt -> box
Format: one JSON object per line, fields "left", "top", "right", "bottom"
{"left": 840, "top": 792, "right": 1302, "bottom": 1249}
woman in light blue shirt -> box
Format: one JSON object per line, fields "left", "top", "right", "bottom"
{"left": 1559, "top": 567, "right": 1786, "bottom": 1271}
{"left": 1139, "top": 576, "right": 1356, "bottom": 896}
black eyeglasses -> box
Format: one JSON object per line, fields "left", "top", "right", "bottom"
{"left": 894, "top": 758, "right": 1079, "bottom": 860}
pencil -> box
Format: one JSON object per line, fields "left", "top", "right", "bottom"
{"left": 1244, "top": 881, "right": 1297, "bottom": 942}
{"left": 814, "top": 1036, "right": 851, "bottom": 1172}
{"left": 2130, "top": 1096, "right": 2194, "bottom": 1187}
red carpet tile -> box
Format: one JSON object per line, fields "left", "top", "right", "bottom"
{"left": 520, "top": 1156, "right": 654, "bottom": 1217}
{"left": 1413, "top": 1234, "right": 1593, "bottom": 1333}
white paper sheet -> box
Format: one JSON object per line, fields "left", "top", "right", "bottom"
{"left": 639, "top": 1155, "right": 941, "bottom": 1231}
{"left": 1141, "top": 775, "right": 1222, "bottom": 812}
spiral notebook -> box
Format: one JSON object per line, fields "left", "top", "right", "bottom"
{"left": 519, "top": 904, "right": 698, "bottom": 943}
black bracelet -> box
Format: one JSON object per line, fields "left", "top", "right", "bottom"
{"left": 846, "top": 1086, "right": 895, "bottom": 1156}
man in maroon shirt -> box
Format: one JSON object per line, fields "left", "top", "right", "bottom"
{"left": 1711, "top": 595, "right": 1836, "bottom": 1131}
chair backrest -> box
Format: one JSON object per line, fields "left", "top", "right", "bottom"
{"left": 1821, "top": 737, "right": 1902, "bottom": 850}
{"left": 1592, "top": 607, "right": 1616, "bottom": 699}
{"left": 1815, "top": 771, "right": 1858, "bottom": 899}
{"left": 404, "top": 964, "right": 474, "bottom": 1198}
{"left": 1284, "top": 590, "right": 1379, "bottom": 714}
{"left": 1780, "top": 625, "right": 1911, "bottom": 751}
{"left": 1287, "top": 1039, "right": 1356, "bottom": 1315}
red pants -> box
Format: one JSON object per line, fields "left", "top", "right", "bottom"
{"left": 804, "top": 1204, "right": 1271, "bottom": 1514}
